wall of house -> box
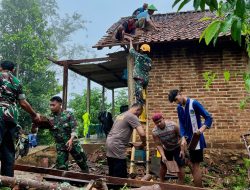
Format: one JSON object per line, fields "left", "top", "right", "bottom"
{"left": 147, "top": 40, "right": 249, "bottom": 149}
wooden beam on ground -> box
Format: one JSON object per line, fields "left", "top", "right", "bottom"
{"left": 14, "top": 164, "right": 206, "bottom": 190}
{"left": 0, "top": 175, "right": 79, "bottom": 190}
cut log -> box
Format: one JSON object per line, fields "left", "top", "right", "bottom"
{"left": 130, "top": 184, "right": 161, "bottom": 190}
{"left": 0, "top": 175, "right": 79, "bottom": 190}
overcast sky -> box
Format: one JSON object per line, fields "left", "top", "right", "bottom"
{"left": 55, "top": 1, "right": 193, "bottom": 102}
{"left": 57, "top": 0, "right": 193, "bottom": 57}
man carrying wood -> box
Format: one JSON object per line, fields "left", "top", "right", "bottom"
{"left": 106, "top": 103, "right": 146, "bottom": 178}
{"left": 168, "top": 89, "right": 213, "bottom": 187}
{"left": 151, "top": 113, "right": 185, "bottom": 184}
{"left": 48, "top": 96, "right": 89, "bottom": 173}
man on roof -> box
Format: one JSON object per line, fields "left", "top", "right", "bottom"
{"left": 115, "top": 16, "right": 137, "bottom": 41}
{"left": 132, "top": 3, "right": 148, "bottom": 17}
{"left": 136, "top": 4, "right": 160, "bottom": 31}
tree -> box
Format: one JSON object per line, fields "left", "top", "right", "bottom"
{"left": 114, "top": 88, "right": 128, "bottom": 116}
{"left": 69, "top": 88, "right": 128, "bottom": 137}
{"left": 0, "top": 0, "right": 87, "bottom": 144}
{"left": 173, "top": 0, "right": 250, "bottom": 108}
{"left": 69, "top": 88, "right": 108, "bottom": 136}
{"left": 0, "top": 0, "right": 60, "bottom": 128}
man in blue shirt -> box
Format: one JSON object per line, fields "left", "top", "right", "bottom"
{"left": 168, "top": 89, "right": 212, "bottom": 187}
{"left": 132, "top": 3, "right": 148, "bottom": 16}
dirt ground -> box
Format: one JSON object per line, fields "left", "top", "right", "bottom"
{"left": 13, "top": 145, "right": 250, "bottom": 190}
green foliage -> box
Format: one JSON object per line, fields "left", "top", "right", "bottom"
{"left": 223, "top": 71, "right": 231, "bottom": 82}
{"left": 120, "top": 183, "right": 129, "bottom": 190}
{"left": 173, "top": 0, "right": 250, "bottom": 57}
{"left": 0, "top": 0, "right": 87, "bottom": 137}
{"left": 114, "top": 88, "right": 128, "bottom": 116}
{"left": 0, "top": 0, "right": 61, "bottom": 130}
{"left": 229, "top": 164, "right": 249, "bottom": 189}
{"left": 203, "top": 71, "right": 216, "bottom": 89}
{"left": 243, "top": 73, "right": 250, "bottom": 92}
{"left": 69, "top": 88, "right": 128, "bottom": 137}
{"left": 37, "top": 129, "right": 54, "bottom": 145}
{"left": 69, "top": 88, "right": 108, "bottom": 125}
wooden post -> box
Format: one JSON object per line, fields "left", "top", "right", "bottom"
{"left": 112, "top": 89, "right": 115, "bottom": 116}
{"left": 127, "top": 54, "right": 136, "bottom": 174}
{"left": 87, "top": 78, "right": 91, "bottom": 113}
{"left": 145, "top": 92, "right": 150, "bottom": 174}
{"left": 62, "top": 63, "right": 68, "bottom": 110}
{"left": 102, "top": 86, "right": 105, "bottom": 111}
{"left": 127, "top": 54, "right": 134, "bottom": 106}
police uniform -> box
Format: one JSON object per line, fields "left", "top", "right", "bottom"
{"left": 0, "top": 71, "right": 25, "bottom": 177}
{"left": 49, "top": 110, "right": 89, "bottom": 172}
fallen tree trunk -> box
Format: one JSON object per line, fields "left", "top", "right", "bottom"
{"left": 0, "top": 175, "right": 79, "bottom": 190}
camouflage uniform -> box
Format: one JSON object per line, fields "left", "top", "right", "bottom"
{"left": 49, "top": 110, "right": 89, "bottom": 172}
{"left": 0, "top": 71, "right": 25, "bottom": 177}
{"left": 129, "top": 48, "right": 152, "bottom": 104}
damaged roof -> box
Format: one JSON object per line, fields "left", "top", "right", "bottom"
{"left": 93, "top": 10, "right": 216, "bottom": 49}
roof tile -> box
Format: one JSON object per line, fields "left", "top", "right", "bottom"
{"left": 93, "top": 10, "right": 218, "bottom": 49}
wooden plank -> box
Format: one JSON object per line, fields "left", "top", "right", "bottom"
{"left": 87, "top": 78, "right": 91, "bottom": 113}
{"left": 14, "top": 164, "right": 207, "bottom": 190}
{"left": 62, "top": 63, "right": 68, "bottom": 110}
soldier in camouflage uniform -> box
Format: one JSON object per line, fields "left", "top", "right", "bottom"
{"left": 129, "top": 39, "right": 152, "bottom": 104}
{"left": 49, "top": 96, "right": 89, "bottom": 173}
{"left": 0, "top": 60, "right": 40, "bottom": 177}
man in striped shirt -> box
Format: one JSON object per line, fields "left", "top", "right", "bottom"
{"left": 152, "top": 113, "right": 185, "bottom": 184}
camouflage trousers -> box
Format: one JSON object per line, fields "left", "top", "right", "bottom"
{"left": 134, "top": 78, "right": 148, "bottom": 105}
{"left": 135, "top": 18, "right": 153, "bottom": 31}
{"left": 0, "top": 118, "right": 18, "bottom": 177}
{"left": 56, "top": 140, "right": 89, "bottom": 173}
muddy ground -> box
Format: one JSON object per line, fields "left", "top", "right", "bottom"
{"left": 14, "top": 145, "right": 250, "bottom": 190}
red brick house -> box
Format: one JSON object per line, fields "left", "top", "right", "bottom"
{"left": 93, "top": 10, "right": 249, "bottom": 149}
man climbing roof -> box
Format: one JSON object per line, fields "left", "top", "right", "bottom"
{"left": 136, "top": 4, "right": 159, "bottom": 31}
{"left": 132, "top": 3, "right": 148, "bottom": 17}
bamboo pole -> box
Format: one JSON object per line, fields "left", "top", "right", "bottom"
{"left": 127, "top": 54, "right": 136, "bottom": 174}
{"left": 145, "top": 89, "right": 150, "bottom": 174}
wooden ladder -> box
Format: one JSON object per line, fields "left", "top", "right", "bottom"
{"left": 129, "top": 88, "right": 150, "bottom": 175}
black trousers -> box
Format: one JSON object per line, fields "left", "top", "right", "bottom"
{"left": 107, "top": 157, "right": 127, "bottom": 178}
{"left": 0, "top": 120, "right": 17, "bottom": 177}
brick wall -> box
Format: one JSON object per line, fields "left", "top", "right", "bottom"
{"left": 147, "top": 40, "right": 249, "bottom": 149}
